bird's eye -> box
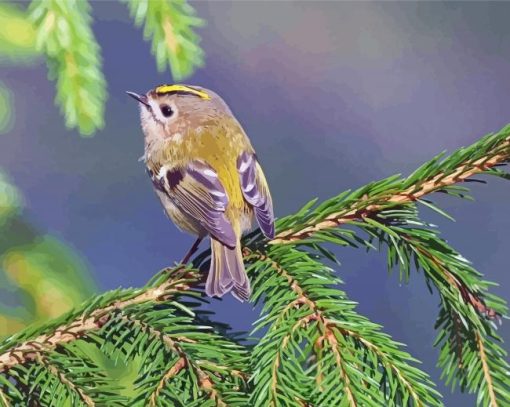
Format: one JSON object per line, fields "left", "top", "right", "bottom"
{"left": 160, "top": 104, "right": 173, "bottom": 118}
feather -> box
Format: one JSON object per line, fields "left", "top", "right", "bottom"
{"left": 151, "top": 160, "right": 237, "bottom": 248}
{"left": 237, "top": 152, "right": 275, "bottom": 238}
{"left": 206, "top": 239, "right": 250, "bottom": 301}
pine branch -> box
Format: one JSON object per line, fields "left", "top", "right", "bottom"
{"left": 349, "top": 206, "right": 506, "bottom": 320}
{"left": 354, "top": 208, "right": 510, "bottom": 406}
{"left": 150, "top": 356, "right": 187, "bottom": 404}
{"left": 477, "top": 333, "right": 497, "bottom": 407}
{"left": 35, "top": 355, "right": 95, "bottom": 406}
{"left": 0, "top": 266, "right": 197, "bottom": 371}
{"left": 0, "top": 372, "right": 23, "bottom": 405}
{"left": 110, "top": 308, "right": 246, "bottom": 406}
{"left": 0, "top": 125, "right": 509, "bottom": 405}
{"left": 261, "top": 125, "right": 510, "bottom": 405}
{"left": 6, "top": 341, "right": 124, "bottom": 406}
{"left": 124, "top": 0, "right": 205, "bottom": 81}
{"left": 29, "top": 0, "right": 106, "bottom": 136}
{"left": 0, "top": 266, "right": 249, "bottom": 405}
{"left": 245, "top": 246, "right": 441, "bottom": 406}
{"left": 272, "top": 125, "right": 510, "bottom": 244}
{"left": 3, "top": 0, "right": 205, "bottom": 136}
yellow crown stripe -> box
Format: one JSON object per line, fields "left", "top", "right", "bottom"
{"left": 155, "top": 84, "right": 210, "bottom": 100}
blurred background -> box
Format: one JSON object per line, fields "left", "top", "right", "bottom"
{"left": 1, "top": 1, "right": 509, "bottom": 405}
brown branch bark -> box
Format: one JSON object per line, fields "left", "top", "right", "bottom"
{"left": 150, "top": 356, "right": 187, "bottom": 406}
{"left": 476, "top": 332, "right": 498, "bottom": 407}
{"left": 412, "top": 241, "right": 498, "bottom": 319}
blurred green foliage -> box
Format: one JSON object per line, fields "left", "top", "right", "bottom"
{"left": 124, "top": 0, "right": 205, "bottom": 81}
{"left": 29, "top": 0, "right": 107, "bottom": 136}
{"left": 0, "top": 171, "right": 96, "bottom": 338}
{"left": 0, "top": 82, "right": 14, "bottom": 135}
{"left": 0, "top": 0, "right": 204, "bottom": 137}
{"left": 0, "top": 170, "right": 141, "bottom": 398}
{"left": 0, "top": 2, "right": 37, "bottom": 137}
{"left": 0, "top": 172, "right": 21, "bottom": 223}
{"left": 0, "top": 3, "right": 39, "bottom": 64}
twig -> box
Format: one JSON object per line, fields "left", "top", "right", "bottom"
{"left": 150, "top": 357, "right": 187, "bottom": 406}
{"left": 251, "top": 249, "right": 424, "bottom": 407}
{"left": 0, "top": 388, "right": 10, "bottom": 407}
{"left": 126, "top": 314, "right": 227, "bottom": 407}
{"left": 271, "top": 136, "right": 510, "bottom": 244}
{"left": 37, "top": 355, "right": 95, "bottom": 407}
{"left": 411, "top": 241, "right": 499, "bottom": 319}
{"left": 0, "top": 267, "right": 197, "bottom": 372}
{"left": 476, "top": 332, "right": 498, "bottom": 407}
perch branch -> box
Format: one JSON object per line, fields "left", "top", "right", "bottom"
{"left": 0, "top": 127, "right": 508, "bottom": 399}
{"left": 0, "top": 267, "right": 197, "bottom": 372}
{"left": 271, "top": 135, "right": 510, "bottom": 244}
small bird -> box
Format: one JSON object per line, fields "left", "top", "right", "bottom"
{"left": 127, "top": 84, "right": 274, "bottom": 301}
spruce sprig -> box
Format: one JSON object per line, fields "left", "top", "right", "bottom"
{"left": 0, "top": 267, "right": 249, "bottom": 405}
{"left": 246, "top": 246, "right": 441, "bottom": 406}
{"left": 29, "top": 0, "right": 106, "bottom": 136}
{"left": 272, "top": 124, "right": 510, "bottom": 244}
{"left": 123, "top": 0, "right": 205, "bottom": 81}
{"left": 356, "top": 208, "right": 509, "bottom": 406}
{"left": 265, "top": 125, "right": 510, "bottom": 406}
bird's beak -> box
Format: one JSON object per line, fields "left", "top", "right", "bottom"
{"left": 126, "top": 91, "right": 150, "bottom": 108}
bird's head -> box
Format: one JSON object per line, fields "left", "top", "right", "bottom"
{"left": 127, "top": 84, "right": 231, "bottom": 144}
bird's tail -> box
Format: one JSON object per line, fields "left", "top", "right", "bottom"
{"left": 205, "top": 239, "right": 250, "bottom": 302}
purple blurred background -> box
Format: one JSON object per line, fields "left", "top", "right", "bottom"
{"left": 1, "top": 2, "right": 509, "bottom": 404}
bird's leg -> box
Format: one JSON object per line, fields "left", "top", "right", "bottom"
{"left": 180, "top": 237, "right": 203, "bottom": 265}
